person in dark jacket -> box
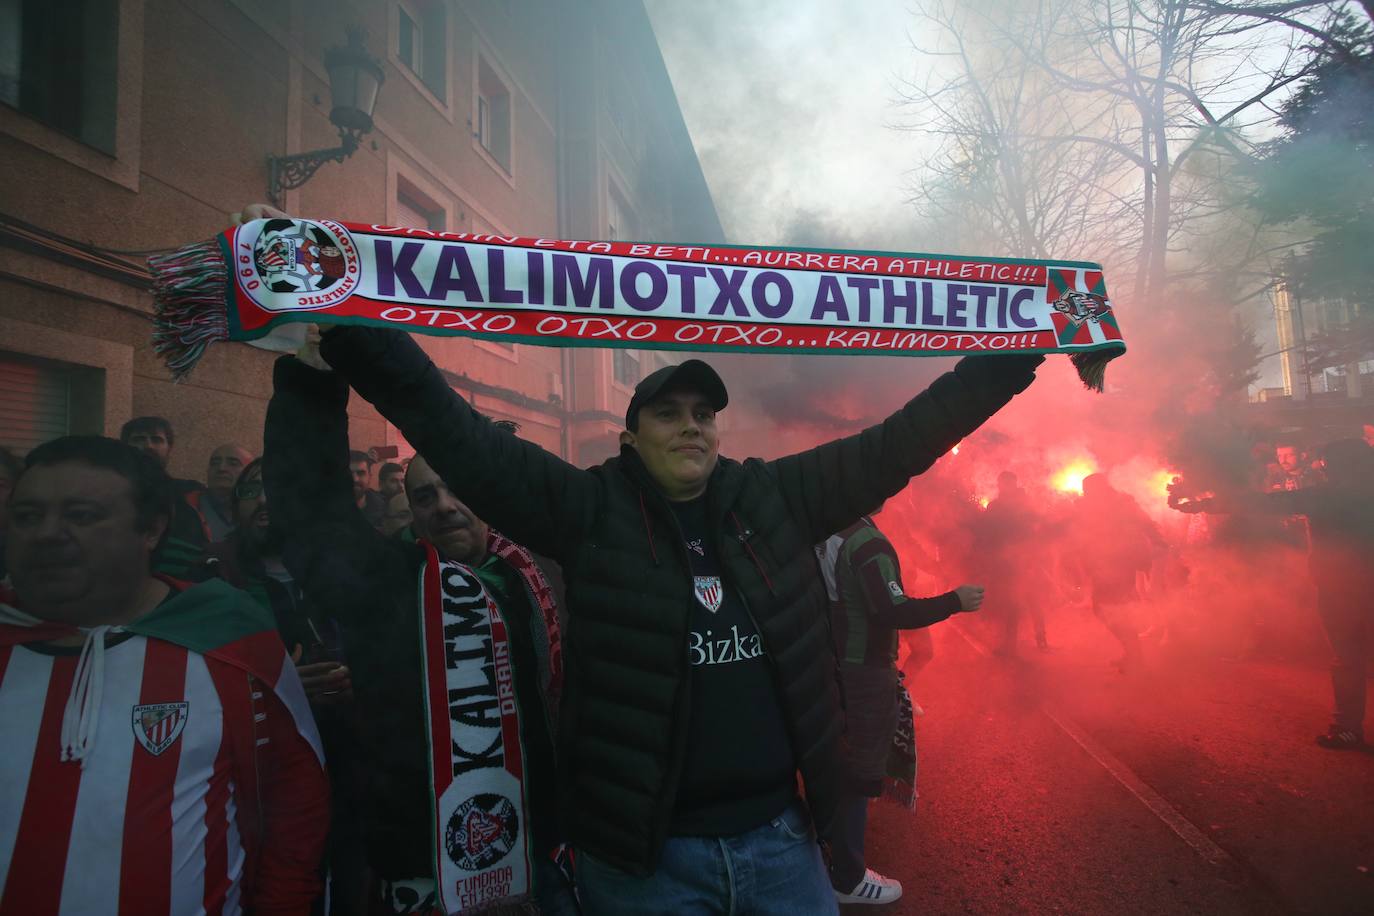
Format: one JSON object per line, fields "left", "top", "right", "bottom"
{"left": 816, "top": 516, "right": 983, "bottom": 905}
{"left": 1172, "top": 438, "right": 1374, "bottom": 749}
{"left": 1068, "top": 474, "right": 1164, "bottom": 673}
{"left": 197, "top": 457, "right": 369, "bottom": 916}
{"left": 974, "top": 471, "right": 1050, "bottom": 655}
{"left": 287, "top": 321, "right": 1040, "bottom": 914}
{"left": 119, "top": 416, "right": 209, "bottom": 578}
{"left": 244, "top": 180, "right": 1041, "bottom": 913}
{"left": 348, "top": 450, "right": 387, "bottom": 531}
{"left": 262, "top": 350, "right": 574, "bottom": 915}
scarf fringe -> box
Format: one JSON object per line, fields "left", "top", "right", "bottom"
{"left": 880, "top": 776, "right": 917, "bottom": 811}
{"left": 1071, "top": 349, "right": 1116, "bottom": 392}
{"left": 148, "top": 239, "right": 230, "bottom": 382}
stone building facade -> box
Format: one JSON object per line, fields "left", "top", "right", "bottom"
{"left": 0, "top": 0, "right": 721, "bottom": 479}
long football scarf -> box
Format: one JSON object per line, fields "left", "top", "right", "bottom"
{"left": 882, "top": 671, "right": 918, "bottom": 810}
{"left": 417, "top": 546, "right": 537, "bottom": 914}
{"left": 149, "top": 219, "right": 1126, "bottom": 389}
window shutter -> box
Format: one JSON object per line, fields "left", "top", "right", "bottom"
{"left": 0, "top": 355, "right": 71, "bottom": 455}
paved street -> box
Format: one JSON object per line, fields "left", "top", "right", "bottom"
{"left": 849, "top": 615, "right": 1374, "bottom": 915}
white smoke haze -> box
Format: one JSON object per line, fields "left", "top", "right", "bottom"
{"left": 644, "top": 0, "right": 928, "bottom": 250}
{"left": 648, "top": 0, "right": 1364, "bottom": 469}
{"left": 645, "top": 0, "right": 975, "bottom": 457}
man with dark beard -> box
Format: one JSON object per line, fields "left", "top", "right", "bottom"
{"left": 120, "top": 416, "right": 210, "bottom": 578}
{"left": 198, "top": 458, "right": 368, "bottom": 915}
{"left": 200, "top": 460, "right": 333, "bottom": 661}
{"left": 349, "top": 451, "right": 386, "bottom": 531}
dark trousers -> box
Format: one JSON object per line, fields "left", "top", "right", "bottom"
{"left": 323, "top": 724, "right": 371, "bottom": 915}
{"left": 997, "top": 596, "right": 1047, "bottom": 652}
{"left": 828, "top": 793, "right": 871, "bottom": 892}
{"left": 1315, "top": 582, "right": 1373, "bottom": 738}
{"left": 827, "top": 663, "right": 897, "bottom": 892}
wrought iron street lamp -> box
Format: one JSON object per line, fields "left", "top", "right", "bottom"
{"left": 267, "top": 29, "right": 384, "bottom": 204}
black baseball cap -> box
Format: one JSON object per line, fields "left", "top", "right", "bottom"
{"left": 625, "top": 359, "right": 728, "bottom": 430}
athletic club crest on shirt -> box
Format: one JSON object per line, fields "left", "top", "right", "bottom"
{"left": 694, "top": 576, "right": 723, "bottom": 613}
{"left": 132, "top": 702, "right": 189, "bottom": 756}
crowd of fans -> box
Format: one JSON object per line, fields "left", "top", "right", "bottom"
{"left": 0, "top": 285, "right": 1042, "bottom": 916}
{"left": 2, "top": 346, "right": 1371, "bottom": 915}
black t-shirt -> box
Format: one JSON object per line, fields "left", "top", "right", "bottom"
{"left": 668, "top": 496, "right": 796, "bottom": 836}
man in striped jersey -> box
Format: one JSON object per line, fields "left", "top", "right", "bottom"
{"left": 0, "top": 435, "right": 330, "bottom": 914}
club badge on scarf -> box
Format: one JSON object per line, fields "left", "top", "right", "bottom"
{"left": 149, "top": 218, "right": 1126, "bottom": 389}
{"left": 417, "top": 547, "right": 532, "bottom": 914}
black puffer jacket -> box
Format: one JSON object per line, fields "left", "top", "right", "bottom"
{"left": 321, "top": 326, "right": 1041, "bottom": 875}
{"left": 262, "top": 357, "right": 562, "bottom": 881}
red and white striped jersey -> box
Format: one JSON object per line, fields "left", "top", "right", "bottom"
{"left": 0, "top": 635, "right": 284, "bottom": 915}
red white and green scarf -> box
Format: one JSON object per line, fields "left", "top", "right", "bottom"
{"left": 416, "top": 540, "right": 561, "bottom": 914}
{"left": 149, "top": 219, "right": 1126, "bottom": 389}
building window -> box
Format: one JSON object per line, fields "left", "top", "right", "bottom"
{"left": 397, "top": 8, "right": 420, "bottom": 73}
{"left": 614, "top": 349, "right": 641, "bottom": 387}
{"left": 607, "top": 183, "right": 635, "bottom": 241}
{"left": 0, "top": 0, "right": 118, "bottom": 153}
{"left": 475, "top": 55, "right": 512, "bottom": 172}
{"left": 395, "top": 176, "right": 445, "bottom": 231}
{"left": 396, "top": 1, "right": 446, "bottom": 101}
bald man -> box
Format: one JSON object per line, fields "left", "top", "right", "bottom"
{"left": 193, "top": 443, "right": 254, "bottom": 541}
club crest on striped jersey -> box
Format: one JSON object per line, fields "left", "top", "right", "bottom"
{"left": 132, "top": 702, "right": 189, "bottom": 756}
{"left": 694, "top": 576, "right": 723, "bottom": 614}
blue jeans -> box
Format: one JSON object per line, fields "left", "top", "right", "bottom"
{"left": 576, "top": 801, "right": 837, "bottom": 915}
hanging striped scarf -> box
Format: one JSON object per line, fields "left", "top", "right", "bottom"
{"left": 416, "top": 539, "right": 561, "bottom": 915}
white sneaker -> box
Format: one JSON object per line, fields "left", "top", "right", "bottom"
{"left": 835, "top": 868, "right": 903, "bottom": 905}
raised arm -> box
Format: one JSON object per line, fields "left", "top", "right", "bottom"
{"left": 771, "top": 354, "right": 1043, "bottom": 544}
{"left": 850, "top": 536, "right": 966, "bottom": 630}
{"left": 262, "top": 354, "right": 419, "bottom": 624}
{"left": 1169, "top": 487, "right": 1316, "bottom": 517}
{"left": 318, "top": 326, "right": 598, "bottom": 560}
